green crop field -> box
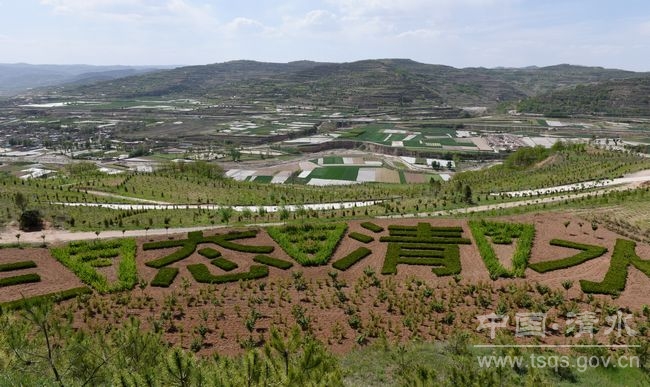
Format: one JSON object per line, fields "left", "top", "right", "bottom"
{"left": 308, "top": 166, "right": 360, "bottom": 181}
{"left": 322, "top": 156, "right": 344, "bottom": 164}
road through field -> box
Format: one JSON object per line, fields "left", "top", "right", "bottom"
{"left": 4, "top": 169, "right": 649, "bottom": 244}
{"left": 0, "top": 185, "right": 636, "bottom": 244}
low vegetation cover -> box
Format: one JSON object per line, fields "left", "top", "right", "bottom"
{"left": 267, "top": 223, "right": 348, "bottom": 266}
{"left": 150, "top": 267, "right": 178, "bottom": 287}
{"left": 469, "top": 220, "right": 535, "bottom": 279}
{"left": 529, "top": 239, "right": 608, "bottom": 273}
{"left": 580, "top": 238, "right": 650, "bottom": 294}
{"left": 0, "top": 273, "right": 41, "bottom": 288}
{"left": 332, "top": 247, "right": 372, "bottom": 271}
{"left": 348, "top": 232, "right": 374, "bottom": 243}
{"left": 360, "top": 222, "right": 384, "bottom": 233}
{"left": 252, "top": 255, "right": 293, "bottom": 270}
{"left": 380, "top": 223, "right": 467, "bottom": 276}
{"left": 51, "top": 238, "right": 137, "bottom": 293}
{"left": 0, "top": 260, "right": 37, "bottom": 272}
{"left": 186, "top": 264, "right": 268, "bottom": 284}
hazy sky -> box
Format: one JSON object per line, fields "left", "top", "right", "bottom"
{"left": 1, "top": 0, "right": 649, "bottom": 70}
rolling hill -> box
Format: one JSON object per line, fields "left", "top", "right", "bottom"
{"left": 58, "top": 59, "right": 645, "bottom": 109}
{"left": 0, "top": 63, "right": 172, "bottom": 96}
{"left": 517, "top": 75, "right": 650, "bottom": 116}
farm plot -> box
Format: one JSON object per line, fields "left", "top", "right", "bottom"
{"left": 307, "top": 166, "right": 360, "bottom": 181}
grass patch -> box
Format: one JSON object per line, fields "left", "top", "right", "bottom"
{"left": 322, "top": 156, "right": 344, "bottom": 164}
{"left": 253, "top": 175, "right": 273, "bottom": 183}
{"left": 469, "top": 220, "right": 535, "bottom": 279}
{"left": 267, "top": 223, "right": 348, "bottom": 266}
{"left": 308, "top": 166, "right": 360, "bottom": 181}
{"left": 51, "top": 238, "right": 138, "bottom": 293}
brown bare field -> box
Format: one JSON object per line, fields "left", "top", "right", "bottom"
{"left": 0, "top": 247, "right": 84, "bottom": 302}
{"left": 404, "top": 172, "right": 428, "bottom": 183}
{"left": 2, "top": 213, "right": 648, "bottom": 356}
{"left": 375, "top": 168, "right": 400, "bottom": 183}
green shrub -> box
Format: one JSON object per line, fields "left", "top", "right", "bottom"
{"left": 19, "top": 209, "right": 44, "bottom": 231}
{"left": 380, "top": 224, "right": 465, "bottom": 277}
{"left": 0, "top": 286, "right": 92, "bottom": 312}
{"left": 529, "top": 239, "right": 608, "bottom": 273}
{"left": 145, "top": 244, "right": 196, "bottom": 268}
{"left": 580, "top": 239, "right": 650, "bottom": 294}
{"left": 150, "top": 267, "right": 179, "bottom": 287}
{"left": 211, "top": 258, "right": 238, "bottom": 271}
{"left": 332, "top": 247, "right": 372, "bottom": 271}
{"left": 399, "top": 249, "right": 444, "bottom": 257}
{"left": 0, "top": 273, "right": 41, "bottom": 287}
{"left": 381, "top": 243, "right": 460, "bottom": 277}
{"left": 381, "top": 244, "right": 401, "bottom": 275}
{"left": 198, "top": 248, "right": 221, "bottom": 259}
{"left": 253, "top": 255, "right": 293, "bottom": 270}
{"left": 379, "top": 236, "right": 471, "bottom": 244}
{"left": 90, "top": 258, "right": 113, "bottom": 267}
{"left": 387, "top": 225, "right": 463, "bottom": 232}
{"left": 142, "top": 240, "right": 185, "bottom": 250}
{"left": 212, "top": 239, "right": 274, "bottom": 254}
{"left": 188, "top": 231, "right": 204, "bottom": 241}
{"left": 348, "top": 232, "right": 374, "bottom": 243}
{"left": 187, "top": 264, "right": 268, "bottom": 284}
{"left": 206, "top": 230, "right": 274, "bottom": 253}
{"left": 0, "top": 260, "right": 37, "bottom": 272}
{"left": 360, "top": 222, "right": 384, "bottom": 233}
{"left": 145, "top": 230, "right": 273, "bottom": 269}
{"left": 432, "top": 245, "right": 462, "bottom": 276}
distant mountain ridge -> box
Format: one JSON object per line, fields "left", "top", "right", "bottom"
{"left": 517, "top": 75, "right": 650, "bottom": 116}
{"left": 8, "top": 59, "right": 649, "bottom": 114}
{"left": 0, "top": 63, "right": 173, "bottom": 96}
